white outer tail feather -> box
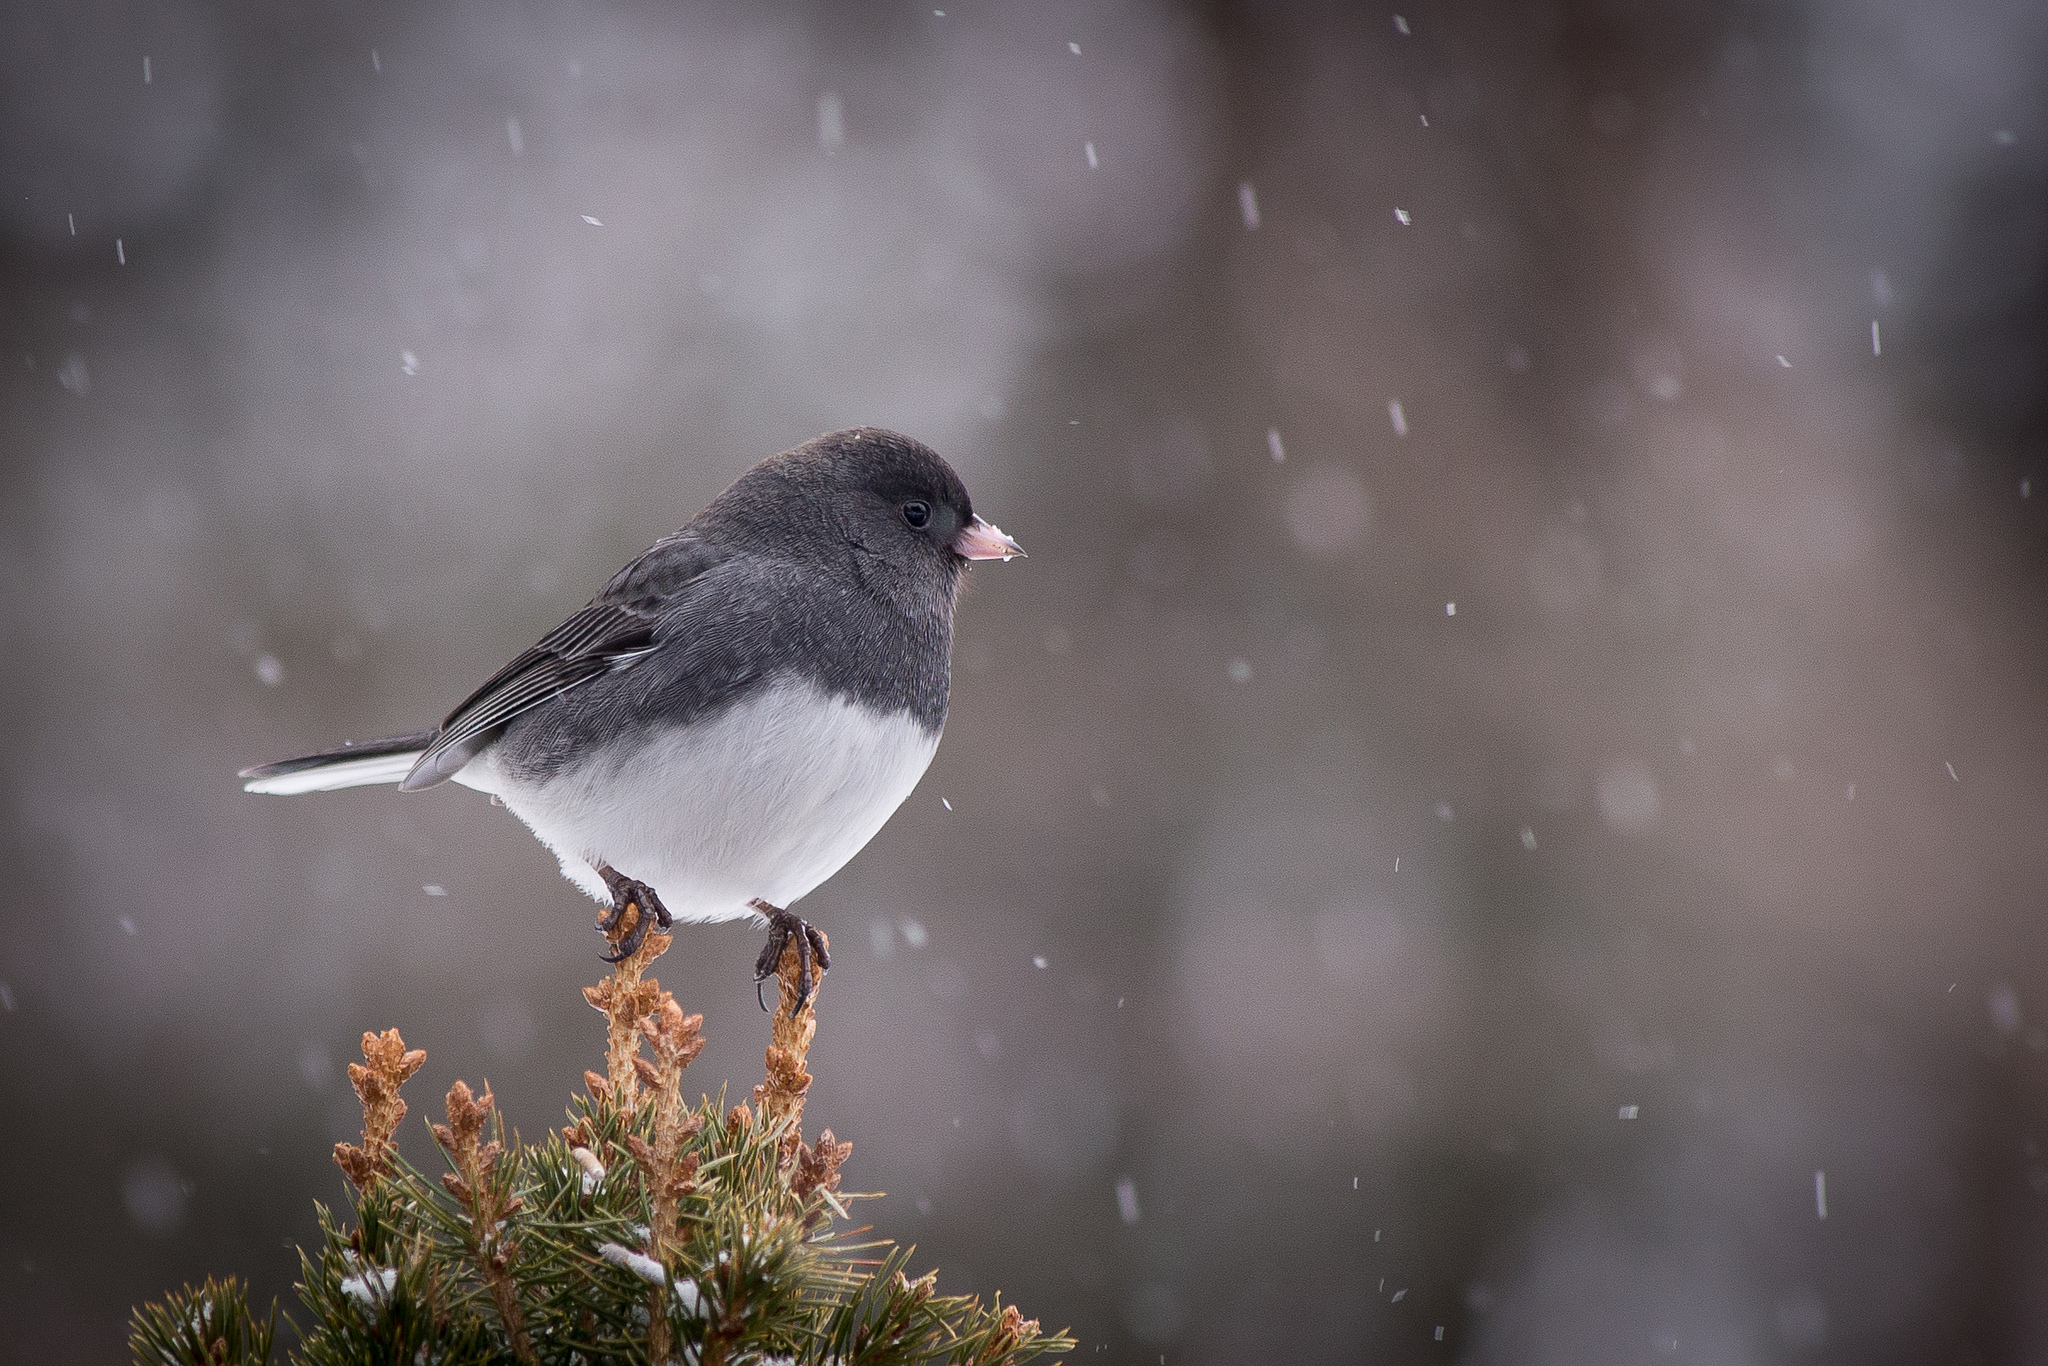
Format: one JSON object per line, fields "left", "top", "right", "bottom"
{"left": 242, "top": 750, "right": 425, "bottom": 795}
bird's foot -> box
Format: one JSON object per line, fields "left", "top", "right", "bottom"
{"left": 752, "top": 900, "right": 831, "bottom": 1014}
{"left": 596, "top": 865, "right": 672, "bottom": 963}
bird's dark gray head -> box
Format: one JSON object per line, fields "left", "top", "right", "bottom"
{"left": 705, "top": 428, "right": 1022, "bottom": 590}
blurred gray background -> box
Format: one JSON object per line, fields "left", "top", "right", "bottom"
{"left": 4, "top": 0, "right": 2047, "bottom": 1359}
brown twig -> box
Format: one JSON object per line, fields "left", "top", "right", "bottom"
{"left": 976, "top": 1305, "right": 1042, "bottom": 1365}
{"left": 627, "top": 1000, "right": 707, "bottom": 1243}
{"left": 750, "top": 929, "right": 855, "bottom": 1205}
{"left": 624, "top": 998, "right": 706, "bottom": 1364}
{"left": 751, "top": 927, "right": 828, "bottom": 1132}
{"left": 580, "top": 924, "right": 672, "bottom": 1109}
{"left": 432, "top": 1081, "right": 536, "bottom": 1364}
{"left": 789, "top": 1128, "right": 851, "bottom": 1202}
{"left": 333, "top": 1028, "right": 426, "bottom": 1192}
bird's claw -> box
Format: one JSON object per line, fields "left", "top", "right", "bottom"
{"left": 596, "top": 866, "right": 672, "bottom": 963}
{"left": 752, "top": 899, "right": 830, "bottom": 1013}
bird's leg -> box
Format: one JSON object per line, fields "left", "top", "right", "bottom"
{"left": 751, "top": 899, "right": 831, "bottom": 1013}
{"left": 595, "top": 864, "right": 672, "bottom": 963}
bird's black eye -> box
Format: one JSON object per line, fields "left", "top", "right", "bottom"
{"left": 901, "top": 499, "right": 932, "bottom": 529}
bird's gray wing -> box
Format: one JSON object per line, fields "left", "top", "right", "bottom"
{"left": 399, "top": 534, "right": 718, "bottom": 790}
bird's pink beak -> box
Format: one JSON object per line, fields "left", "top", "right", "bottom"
{"left": 954, "top": 514, "right": 1026, "bottom": 561}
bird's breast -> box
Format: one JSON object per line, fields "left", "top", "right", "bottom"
{"left": 468, "top": 677, "right": 941, "bottom": 921}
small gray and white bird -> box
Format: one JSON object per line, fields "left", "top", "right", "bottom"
{"left": 241, "top": 428, "right": 1023, "bottom": 1004}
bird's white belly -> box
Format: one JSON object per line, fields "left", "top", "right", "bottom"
{"left": 455, "top": 680, "right": 940, "bottom": 922}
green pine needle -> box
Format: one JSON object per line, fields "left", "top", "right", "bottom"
{"left": 132, "top": 1073, "right": 1072, "bottom": 1366}
{"left": 130, "top": 1275, "right": 277, "bottom": 1366}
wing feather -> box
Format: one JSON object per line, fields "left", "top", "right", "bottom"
{"left": 398, "top": 533, "right": 723, "bottom": 791}
{"left": 398, "top": 600, "right": 658, "bottom": 790}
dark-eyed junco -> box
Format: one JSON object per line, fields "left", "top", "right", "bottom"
{"left": 241, "top": 428, "right": 1023, "bottom": 1006}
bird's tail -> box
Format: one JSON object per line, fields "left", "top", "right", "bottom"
{"left": 239, "top": 730, "right": 439, "bottom": 794}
